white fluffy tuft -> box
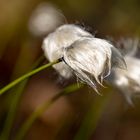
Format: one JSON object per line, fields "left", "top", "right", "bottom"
{"left": 42, "top": 24, "right": 125, "bottom": 92}
{"left": 42, "top": 24, "right": 93, "bottom": 78}
{"left": 109, "top": 38, "right": 140, "bottom": 105}
{"left": 28, "top": 2, "right": 65, "bottom": 36}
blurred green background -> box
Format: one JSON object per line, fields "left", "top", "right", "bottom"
{"left": 0, "top": 0, "right": 140, "bottom": 140}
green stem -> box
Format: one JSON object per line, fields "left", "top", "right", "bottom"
{"left": 0, "top": 81, "right": 27, "bottom": 140}
{"left": 15, "top": 83, "right": 84, "bottom": 140}
{"left": 0, "top": 55, "right": 45, "bottom": 140}
{"left": 0, "top": 59, "right": 61, "bottom": 95}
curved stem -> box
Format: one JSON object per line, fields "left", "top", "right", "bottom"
{"left": 15, "top": 83, "right": 84, "bottom": 140}
{"left": 0, "top": 59, "right": 61, "bottom": 95}
{"left": 0, "top": 55, "right": 45, "bottom": 140}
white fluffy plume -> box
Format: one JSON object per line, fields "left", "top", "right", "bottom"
{"left": 42, "top": 24, "right": 126, "bottom": 92}
{"left": 63, "top": 37, "right": 112, "bottom": 89}
{"left": 42, "top": 24, "right": 93, "bottom": 78}
{"left": 108, "top": 38, "right": 140, "bottom": 104}
{"left": 28, "top": 2, "right": 65, "bottom": 36}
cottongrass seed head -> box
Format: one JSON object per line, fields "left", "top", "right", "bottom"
{"left": 42, "top": 24, "right": 93, "bottom": 78}
{"left": 28, "top": 2, "right": 66, "bottom": 37}
{"left": 108, "top": 38, "right": 140, "bottom": 105}
{"left": 42, "top": 24, "right": 126, "bottom": 93}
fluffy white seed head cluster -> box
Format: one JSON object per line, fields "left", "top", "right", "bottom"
{"left": 63, "top": 37, "right": 112, "bottom": 89}
{"left": 42, "top": 24, "right": 93, "bottom": 78}
{"left": 108, "top": 38, "right": 140, "bottom": 105}
{"left": 42, "top": 24, "right": 125, "bottom": 92}
{"left": 28, "top": 2, "right": 65, "bottom": 37}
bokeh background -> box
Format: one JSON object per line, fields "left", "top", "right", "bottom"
{"left": 0, "top": 0, "right": 140, "bottom": 140}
